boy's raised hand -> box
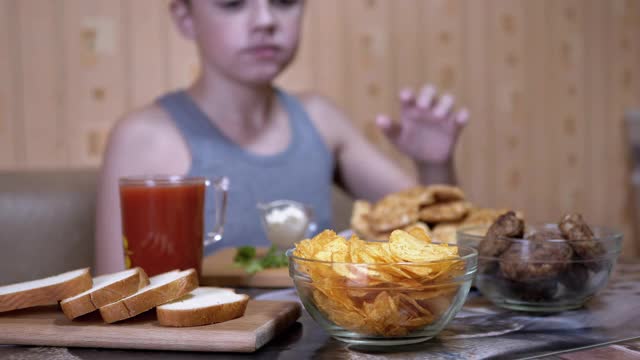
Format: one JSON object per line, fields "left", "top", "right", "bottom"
{"left": 376, "top": 85, "right": 469, "bottom": 165}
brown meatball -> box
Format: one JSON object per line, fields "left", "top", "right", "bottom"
{"left": 558, "top": 213, "right": 605, "bottom": 271}
{"left": 499, "top": 237, "right": 573, "bottom": 281}
{"left": 559, "top": 262, "right": 590, "bottom": 292}
{"left": 498, "top": 278, "right": 559, "bottom": 302}
{"left": 478, "top": 211, "right": 524, "bottom": 257}
{"left": 527, "top": 229, "right": 563, "bottom": 242}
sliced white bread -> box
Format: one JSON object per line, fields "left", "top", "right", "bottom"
{"left": 0, "top": 268, "right": 92, "bottom": 313}
{"left": 99, "top": 269, "right": 198, "bottom": 323}
{"left": 60, "top": 267, "right": 150, "bottom": 320}
{"left": 157, "top": 287, "right": 250, "bottom": 327}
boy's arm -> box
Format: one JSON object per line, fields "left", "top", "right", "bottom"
{"left": 304, "top": 85, "right": 467, "bottom": 202}
{"left": 417, "top": 161, "right": 456, "bottom": 186}
{"left": 304, "top": 96, "right": 416, "bottom": 202}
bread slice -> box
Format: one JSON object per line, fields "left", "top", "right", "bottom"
{"left": 0, "top": 268, "right": 92, "bottom": 313}
{"left": 60, "top": 267, "right": 150, "bottom": 319}
{"left": 157, "top": 287, "right": 250, "bottom": 327}
{"left": 99, "top": 269, "right": 198, "bottom": 323}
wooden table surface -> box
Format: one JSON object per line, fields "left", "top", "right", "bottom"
{"left": 1, "top": 263, "right": 639, "bottom": 359}
{"left": 546, "top": 339, "right": 640, "bottom": 359}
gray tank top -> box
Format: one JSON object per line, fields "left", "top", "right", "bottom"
{"left": 157, "top": 88, "right": 333, "bottom": 255}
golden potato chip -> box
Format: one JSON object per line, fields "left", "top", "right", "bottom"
{"left": 364, "top": 242, "right": 395, "bottom": 263}
{"left": 406, "top": 224, "right": 433, "bottom": 243}
{"left": 419, "top": 294, "right": 457, "bottom": 319}
{"left": 293, "top": 229, "right": 340, "bottom": 259}
{"left": 363, "top": 291, "right": 396, "bottom": 323}
{"left": 314, "top": 286, "right": 360, "bottom": 311}
{"left": 389, "top": 230, "right": 459, "bottom": 263}
{"left": 314, "top": 289, "right": 366, "bottom": 325}
{"left": 348, "top": 236, "right": 377, "bottom": 263}
{"left": 362, "top": 291, "right": 407, "bottom": 336}
{"left": 387, "top": 231, "right": 461, "bottom": 280}
{"left": 408, "top": 284, "right": 457, "bottom": 301}
{"left": 312, "top": 237, "right": 348, "bottom": 262}
{"left": 364, "top": 222, "right": 431, "bottom": 242}
{"left": 406, "top": 221, "right": 431, "bottom": 235}
{"left": 346, "top": 288, "right": 373, "bottom": 300}
{"left": 331, "top": 261, "right": 359, "bottom": 281}
{"left": 394, "top": 292, "right": 434, "bottom": 318}
{"left": 384, "top": 325, "right": 411, "bottom": 337}
{"left": 343, "top": 267, "right": 386, "bottom": 286}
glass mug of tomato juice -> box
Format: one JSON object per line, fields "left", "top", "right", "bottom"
{"left": 119, "top": 176, "right": 229, "bottom": 277}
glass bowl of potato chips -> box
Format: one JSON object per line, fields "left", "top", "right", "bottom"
{"left": 287, "top": 228, "right": 478, "bottom": 345}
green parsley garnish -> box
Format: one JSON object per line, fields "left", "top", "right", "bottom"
{"left": 233, "top": 245, "right": 288, "bottom": 274}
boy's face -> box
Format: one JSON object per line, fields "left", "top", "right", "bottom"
{"left": 173, "top": 0, "right": 304, "bottom": 85}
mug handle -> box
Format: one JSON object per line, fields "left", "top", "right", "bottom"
{"left": 204, "top": 176, "right": 229, "bottom": 246}
{"left": 304, "top": 205, "right": 317, "bottom": 238}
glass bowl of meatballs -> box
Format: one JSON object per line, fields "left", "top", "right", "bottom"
{"left": 457, "top": 212, "right": 622, "bottom": 312}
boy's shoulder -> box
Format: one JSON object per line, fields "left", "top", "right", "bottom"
{"left": 109, "top": 102, "right": 187, "bottom": 155}
{"left": 110, "top": 102, "right": 187, "bottom": 150}
{"left": 115, "top": 103, "right": 175, "bottom": 135}
{"left": 295, "top": 91, "right": 352, "bottom": 131}
{"left": 103, "top": 102, "right": 190, "bottom": 177}
{"left": 293, "top": 91, "right": 358, "bottom": 151}
{"left": 296, "top": 91, "right": 343, "bottom": 118}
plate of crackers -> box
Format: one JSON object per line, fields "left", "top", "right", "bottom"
{"left": 349, "top": 184, "right": 520, "bottom": 244}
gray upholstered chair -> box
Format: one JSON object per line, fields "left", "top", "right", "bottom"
{"left": 0, "top": 169, "right": 353, "bottom": 285}
{"left": 0, "top": 170, "right": 97, "bottom": 284}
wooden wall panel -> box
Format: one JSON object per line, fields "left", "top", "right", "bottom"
{"left": 345, "top": 0, "right": 410, "bottom": 174}
{"left": 523, "top": 0, "right": 551, "bottom": 222}
{"left": 608, "top": 0, "right": 640, "bottom": 255}
{"left": 2, "top": 0, "right": 640, "bottom": 254}
{"left": 166, "top": 0, "right": 199, "bottom": 91}
{"left": 584, "top": 0, "right": 609, "bottom": 227}
{"left": 345, "top": 0, "right": 391, "bottom": 130}
{"left": 128, "top": 0, "right": 168, "bottom": 108}
{"left": 304, "top": 0, "right": 347, "bottom": 110}
{"left": 462, "top": 0, "right": 493, "bottom": 207}
{"left": 422, "top": 0, "right": 464, "bottom": 93}
{"left": 63, "top": 0, "right": 128, "bottom": 166}
{"left": 17, "top": 0, "right": 67, "bottom": 168}
{"left": 488, "top": 0, "right": 529, "bottom": 212}
{"left": 547, "top": 0, "right": 588, "bottom": 218}
{"left": 0, "top": 0, "right": 18, "bottom": 169}
{"left": 276, "top": 1, "right": 315, "bottom": 93}
{"left": 422, "top": 0, "right": 470, "bottom": 193}
{"left": 390, "top": 0, "right": 423, "bottom": 109}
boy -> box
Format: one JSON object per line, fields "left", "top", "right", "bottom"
{"left": 96, "top": 0, "right": 469, "bottom": 274}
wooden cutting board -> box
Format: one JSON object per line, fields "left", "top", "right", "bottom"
{"left": 201, "top": 247, "right": 293, "bottom": 288}
{"left": 0, "top": 300, "right": 301, "bottom": 353}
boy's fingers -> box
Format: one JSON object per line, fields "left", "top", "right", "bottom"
{"left": 451, "top": 109, "right": 469, "bottom": 134}
{"left": 399, "top": 88, "right": 416, "bottom": 107}
{"left": 455, "top": 109, "right": 469, "bottom": 126}
{"left": 376, "top": 114, "right": 392, "bottom": 128}
{"left": 376, "top": 114, "right": 401, "bottom": 139}
{"left": 416, "top": 85, "right": 436, "bottom": 109}
{"left": 432, "top": 93, "right": 454, "bottom": 119}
